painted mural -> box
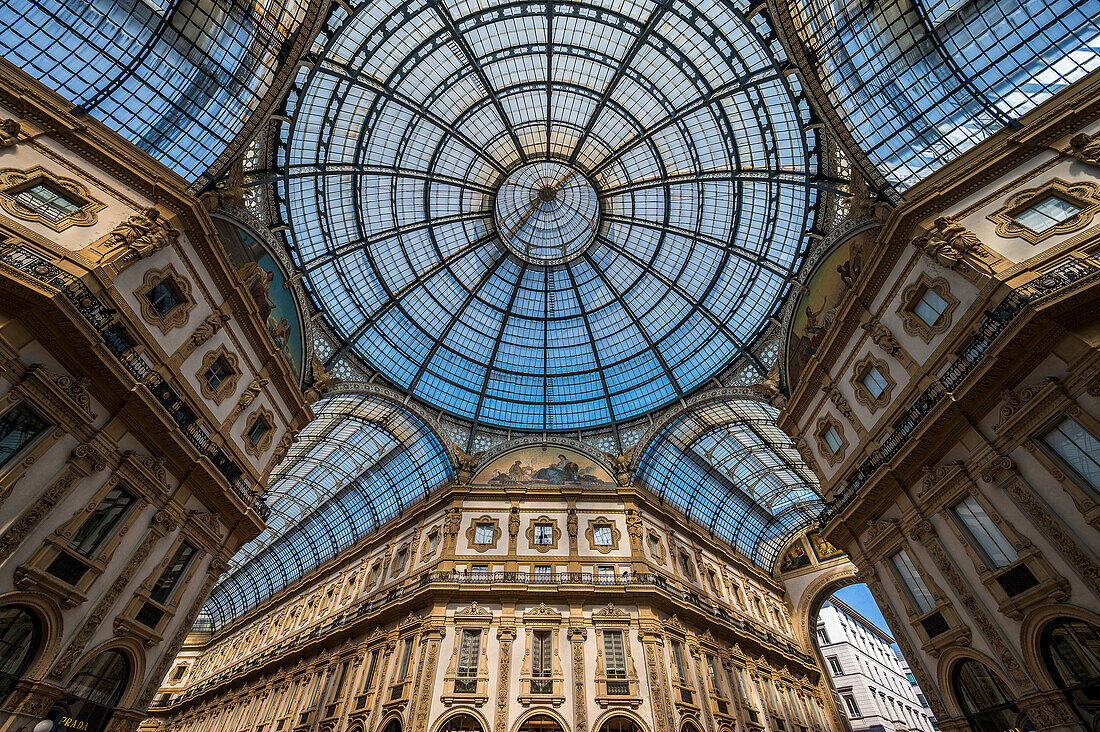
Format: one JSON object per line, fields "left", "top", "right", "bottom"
{"left": 213, "top": 217, "right": 305, "bottom": 381}
{"left": 786, "top": 229, "right": 874, "bottom": 387}
{"left": 779, "top": 540, "right": 811, "bottom": 573}
{"left": 472, "top": 446, "right": 616, "bottom": 487}
{"left": 809, "top": 531, "right": 845, "bottom": 561}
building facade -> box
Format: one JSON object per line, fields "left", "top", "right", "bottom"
{"left": 0, "top": 61, "right": 313, "bottom": 730}
{"left": 138, "top": 473, "right": 836, "bottom": 732}
{"left": 776, "top": 68, "right": 1100, "bottom": 732}
{"left": 816, "top": 599, "right": 934, "bottom": 732}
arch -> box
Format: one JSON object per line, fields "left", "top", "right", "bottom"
{"left": 0, "top": 604, "right": 42, "bottom": 703}
{"left": 378, "top": 712, "right": 404, "bottom": 732}
{"left": 591, "top": 711, "right": 651, "bottom": 732}
{"left": 510, "top": 708, "right": 570, "bottom": 732}
{"left": 62, "top": 636, "right": 146, "bottom": 708}
{"left": 1019, "top": 602, "right": 1100, "bottom": 689}
{"left": 436, "top": 713, "right": 485, "bottom": 732}
{"left": 679, "top": 720, "right": 703, "bottom": 732}
{"left": 0, "top": 590, "right": 63, "bottom": 678}
{"left": 48, "top": 642, "right": 143, "bottom": 732}
{"left": 434, "top": 709, "right": 492, "bottom": 732}
{"left": 1036, "top": 615, "right": 1100, "bottom": 729}
{"left": 948, "top": 656, "right": 1033, "bottom": 732}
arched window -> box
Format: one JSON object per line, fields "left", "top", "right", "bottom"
{"left": 519, "top": 715, "right": 564, "bottom": 732}
{"left": 598, "top": 717, "right": 643, "bottom": 732}
{"left": 1041, "top": 618, "right": 1100, "bottom": 728}
{"left": 382, "top": 719, "right": 402, "bottom": 732}
{"left": 951, "top": 659, "right": 1033, "bottom": 732}
{"left": 440, "top": 714, "right": 484, "bottom": 732}
{"left": 0, "top": 606, "right": 41, "bottom": 702}
{"left": 47, "top": 649, "right": 131, "bottom": 732}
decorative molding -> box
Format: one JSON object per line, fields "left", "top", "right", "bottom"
{"left": 987, "top": 178, "right": 1100, "bottom": 243}
{"left": 585, "top": 518, "right": 621, "bottom": 554}
{"left": 0, "top": 165, "right": 105, "bottom": 231}
{"left": 898, "top": 274, "right": 958, "bottom": 343}
{"left": 814, "top": 414, "right": 848, "bottom": 467}
{"left": 182, "top": 312, "right": 230, "bottom": 358}
{"left": 850, "top": 352, "right": 895, "bottom": 413}
{"left": 229, "top": 376, "right": 268, "bottom": 423}
{"left": 466, "top": 516, "right": 502, "bottom": 552}
{"left": 134, "top": 264, "right": 196, "bottom": 334}
{"left": 88, "top": 207, "right": 178, "bottom": 268}
{"left": 196, "top": 344, "right": 241, "bottom": 404}
{"left": 242, "top": 407, "right": 274, "bottom": 458}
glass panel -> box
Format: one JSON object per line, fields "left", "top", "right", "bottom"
{"left": 70, "top": 486, "right": 136, "bottom": 557}
{"left": 823, "top": 427, "right": 843, "bottom": 454}
{"left": 533, "top": 630, "right": 552, "bottom": 677}
{"left": 0, "top": 402, "right": 50, "bottom": 469}
{"left": 862, "top": 367, "right": 888, "bottom": 398}
{"left": 1042, "top": 618, "right": 1100, "bottom": 687}
{"left": 204, "top": 359, "right": 229, "bottom": 389}
{"left": 1014, "top": 196, "right": 1081, "bottom": 233}
{"left": 534, "top": 524, "right": 552, "bottom": 544}
{"left": 1042, "top": 418, "right": 1100, "bottom": 491}
{"left": 145, "top": 279, "right": 182, "bottom": 316}
{"left": 458, "top": 629, "right": 481, "bottom": 676}
{"left": 914, "top": 288, "right": 948, "bottom": 326}
{"left": 150, "top": 542, "right": 197, "bottom": 604}
{"left": 0, "top": 606, "right": 39, "bottom": 679}
{"left": 602, "top": 630, "right": 626, "bottom": 676}
{"left": 593, "top": 526, "right": 612, "bottom": 546}
{"left": 952, "top": 496, "right": 1016, "bottom": 569}
{"left": 475, "top": 524, "right": 494, "bottom": 544}
{"left": 890, "top": 550, "right": 936, "bottom": 614}
{"left": 247, "top": 417, "right": 270, "bottom": 446}
{"left": 14, "top": 183, "right": 80, "bottom": 221}
{"left": 68, "top": 650, "right": 129, "bottom": 706}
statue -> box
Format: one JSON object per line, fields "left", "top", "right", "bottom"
{"left": 199, "top": 158, "right": 250, "bottom": 212}
{"left": 603, "top": 446, "right": 635, "bottom": 486}
{"left": 185, "top": 312, "right": 230, "bottom": 355}
{"left": 230, "top": 377, "right": 268, "bottom": 420}
{"left": 95, "top": 207, "right": 178, "bottom": 267}
{"left": 860, "top": 316, "right": 903, "bottom": 358}
{"left": 1069, "top": 132, "right": 1100, "bottom": 166}
{"left": 912, "top": 215, "right": 982, "bottom": 268}
{"left": 0, "top": 119, "right": 20, "bottom": 147}
{"left": 749, "top": 362, "right": 787, "bottom": 409}
{"left": 452, "top": 444, "right": 483, "bottom": 484}
{"left": 844, "top": 172, "right": 893, "bottom": 222}
{"left": 303, "top": 354, "right": 339, "bottom": 403}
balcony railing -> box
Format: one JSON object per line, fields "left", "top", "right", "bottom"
{"left": 819, "top": 253, "right": 1100, "bottom": 524}
{"left": 151, "top": 570, "right": 812, "bottom": 710}
{"left": 0, "top": 243, "right": 261, "bottom": 512}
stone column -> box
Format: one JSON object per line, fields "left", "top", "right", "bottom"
{"left": 569, "top": 623, "right": 588, "bottom": 732}
{"left": 639, "top": 621, "right": 670, "bottom": 732}
{"left": 496, "top": 620, "right": 516, "bottom": 732}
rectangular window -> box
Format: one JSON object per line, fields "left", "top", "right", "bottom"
{"left": 602, "top": 630, "right": 627, "bottom": 678}
{"left": 823, "top": 425, "right": 843, "bottom": 454}
{"left": 597, "top": 565, "right": 615, "bottom": 583}
{"left": 670, "top": 640, "right": 689, "bottom": 683}
{"left": 593, "top": 525, "right": 613, "bottom": 546}
{"left": 1013, "top": 195, "right": 1081, "bottom": 233}
{"left": 471, "top": 564, "right": 489, "bottom": 576}
{"left": 171, "top": 665, "right": 187, "bottom": 681}
{"left": 842, "top": 694, "right": 861, "bottom": 718}
{"left": 816, "top": 626, "right": 830, "bottom": 645}
{"left": 649, "top": 535, "right": 662, "bottom": 556}
{"left": 14, "top": 182, "right": 81, "bottom": 222}
{"left": 532, "top": 564, "right": 552, "bottom": 579}
{"left": 149, "top": 542, "right": 197, "bottom": 604}
{"left": 474, "top": 523, "right": 495, "bottom": 544}
{"left": 862, "top": 366, "right": 889, "bottom": 399}
{"left": 952, "top": 495, "right": 1016, "bottom": 568}
{"left": 69, "top": 486, "right": 137, "bottom": 557}
{"left": 1041, "top": 417, "right": 1100, "bottom": 491}
{"left": 827, "top": 656, "right": 843, "bottom": 675}
{"left": 679, "top": 553, "right": 693, "bottom": 576}
{"left": 0, "top": 402, "right": 49, "bottom": 469}
{"left": 368, "top": 563, "right": 381, "bottom": 585}
{"left": 706, "top": 654, "right": 721, "bottom": 692}
{"left": 145, "top": 278, "right": 183, "bottom": 317}
{"left": 457, "top": 629, "right": 481, "bottom": 679}
{"left": 363, "top": 650, "right": 379, "bottom": 690}
{"left": 247, "top": 417, "right": 270, "bottom": 447}
{"left": 890, "top": 550, "right": 936, "bottom": 614}
{"left": 203, "top": 358, "right": 230, "bottom": 390}
{"left": 394, "top": 548, "right": 407, "bottom": 571}
{"left": 427, "top": 532, "right": 438, "bottom": 554}
{"left": 914, "top": 287, "right": 949, "bottom": 327}
{"left": 707, "top": 570, "right": 719, "bottom": 592}
{"left": 396, "top": 638, "right": 414, "bottom": 681}
{"left": 534, "top": 523, "right": 553, "bottom": 545}
{"left": 532, "top": 629, "right": 552, "bottom": 678}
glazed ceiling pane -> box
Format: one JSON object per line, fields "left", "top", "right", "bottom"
{"left": 635, "top": 398, "right": 821, "bottom": 568}
{"left": 0, "top": 0, "right": 307, "bottom": 180}
{"left": 277, "top": 0, "right": 819, "bottom": 430}
{"left": 788, "top": 0, "right": 1100, "bottom": 189}
{"left": 201, "top": 393, "right": 452, "bottom": 629}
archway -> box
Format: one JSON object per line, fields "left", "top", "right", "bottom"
{"left": 597, "top": 716, "right": 644, "bottom": 732}
{"left": 951, "top": 659, "right": 1034, "bottom": 732}
{"left": 518, "top": 714, "right": 565, "bottom": 732}
{"left": 381, "top": 717, "right": 402, "bottom": 732}
{"left": 439, "top": 714, "right": 484, "bottom": 732}
{"left": 47, "top": 649, "right": 131, "bottom": 732}
{"left": 1040, "top": 617, "right": 1100, "bottom": 728}
{"left": 0, "top": 605, "right": 41, "bottom": 703}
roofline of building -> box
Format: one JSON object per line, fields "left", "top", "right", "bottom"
{"left": 823, "top": 597, "right": 896, "bottom": 644}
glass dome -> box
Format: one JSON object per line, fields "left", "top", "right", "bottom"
{"left": 778, "top": 0, "right": 1100, "bottom": 190}
{"left": 276, "top": 0, "right": 822, "bottom": 431}
{"left": 0, "top": 0, "right": 308, "bottom": 182}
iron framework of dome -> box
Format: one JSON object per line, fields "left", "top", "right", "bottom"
{"left": 272, "top": 0, "right": 833, "bottom": 434}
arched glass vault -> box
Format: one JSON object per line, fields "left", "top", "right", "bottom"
{"left": 200, "top": 392, "right": 452, "bottom": 628}
{"left": 275, "top": 0, "right": 832, "bottom": 432}
{"left": 635, "top": 397, "right": 822, "bottom": 568}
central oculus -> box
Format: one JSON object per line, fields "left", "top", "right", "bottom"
{"left": 494, "top": 162, "right": 599, "bottom": 265}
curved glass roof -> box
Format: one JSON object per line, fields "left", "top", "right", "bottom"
{"left": 201, "top": 392, "right": 452, "bottom": 629}
{"left": 784, "top": 0, "right": 1100, "bottom": 190}
{"left": 0, "top": 0, "right": 307, "bottom": 181}
{"left": 635, "top": 398, "right": 821, "bottom": 568}
{"left": 277, "top": 0, "right": 821, "bottom": 431}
